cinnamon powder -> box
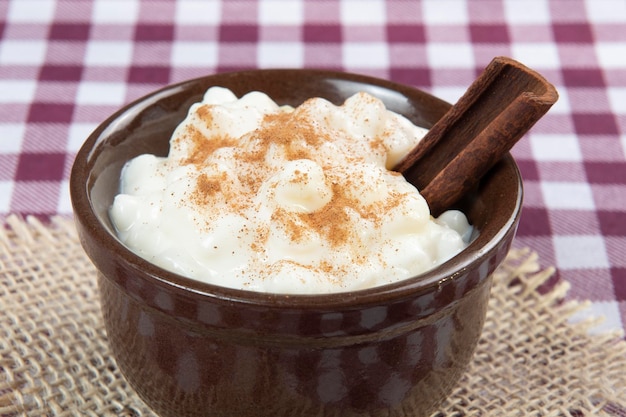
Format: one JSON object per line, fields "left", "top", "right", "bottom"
{"left": 192, "top": 172, "right": 225, "bottom": 206}
{"left": 181, "top": 125, "right": 237, "bottom": 166}
{"left": 186, "top": 99, "right": 398, "bottom": 255}
{"left": 297, "top": 183, "right": 351, "bottom": 247}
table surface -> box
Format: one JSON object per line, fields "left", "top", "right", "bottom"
{"left": 1, "top": 0, "right": 624, "bottom": 337}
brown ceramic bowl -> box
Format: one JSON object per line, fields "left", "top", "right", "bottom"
{"left": 70, "top": 69, "right": 523, "bottom": 417}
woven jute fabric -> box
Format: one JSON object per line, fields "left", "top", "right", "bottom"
{"left": 1, "top": 216, "right": 625, "bottom": 417}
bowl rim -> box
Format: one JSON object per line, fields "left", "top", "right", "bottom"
{"left": 70, "top": 68, "right": 523, "bottom": 309}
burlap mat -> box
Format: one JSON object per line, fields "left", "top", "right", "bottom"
{"left": 1, "top": 215, "right": 625, "bottom": 417}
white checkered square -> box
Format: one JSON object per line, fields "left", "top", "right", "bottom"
{"left": 340, "top": 0, "right": 387, "bottom": 25}
{"left": 426, "top": 43, "right": 474, "bottom": 68}
{"left": 92, "top": 0, "right": 140, "bottom": 24}
{"left": 76, "top": 82, "right": 127, "bottom": 106}
{"left": 7, "top": 0, "right": 55, "bottom": 23}
{"left": 343, "top": 42, "right": 389, "bottom": 69}
{"left": 0, "top": 80, "right": 37, "bottom": 104}
{"left": 56, "top": 180, "right": 72, "bottom": 216}
{"left": 503, "top": 0, "right": 550, "bottom": 24}
{"left": 553, "top": 235, "right": 610, "bottom": 269}
{"left": 67, "top": 123, "right": 98, "bottom": 153}
{"left": 511, "top": 43, "right": 561, "bottom": 69}
{"left": 608, "top": 87, "right": 626, "bottom": 114}
{"left": 84, "top": 41, "right": 134, "bottom": 67}
{"left": 0, "top": 124, "right": 25, "bottom": 153}
{"left": 0, "top": 181, "right": 13, "bottom": 212}
{"left": 596, "top": 42, "right": 626, "bottom": 69}
{"left": 171, "top": 42, "right": 218, "bottom": 66}
{"left": 584, "top": 0, "right": 626, "bottom": 23}
{"left": 0, "top": 40, "right": 47, "bottom": 65}
{"left": 545, "top": 88, "right": 571, "bottom": 114}
{"left": 175, "top": 1, "right": 222, "bottom": 25}
{"left": 423, "top": 1, "right": 468, "bottom": 24}
{"left": 541, "top": 181, "right": 595, "bottom": 210}
{"left": 530, "top": 134, "right": 582, "bottom": 162}
{"left": 429, "top": 87, "right": 466, "bottom": 106}
{"left": 259, "top": 0, "right": 304, "bottom": 25}
{"left": 258, "top": 42, "right": 304, "bottom": 68}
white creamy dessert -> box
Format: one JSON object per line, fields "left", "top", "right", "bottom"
{"left": 110, "top": 87, "right": 472, "bottom": 294}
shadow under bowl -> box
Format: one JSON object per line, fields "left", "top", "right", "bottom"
{"left": 70, "top": 69, "right": 523, "bottom": 417}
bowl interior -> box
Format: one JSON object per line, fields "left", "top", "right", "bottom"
{"left": 71, "top": 69, "right": 522, "bottom": 306}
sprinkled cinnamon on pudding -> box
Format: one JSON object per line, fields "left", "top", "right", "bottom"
{"left": 110, "top": 87, "right": 472, "bottom": 293}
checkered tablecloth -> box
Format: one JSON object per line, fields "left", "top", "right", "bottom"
{"left": 1, "top": 0, "right": 625, "bottom": 337}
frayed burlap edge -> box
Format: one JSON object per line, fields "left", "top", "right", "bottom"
{"left": 1, "top": 215, "right": 625, "bottom": 416}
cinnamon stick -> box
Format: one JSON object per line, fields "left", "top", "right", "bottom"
{"left": 394, "top": 56, "right": 558, "bottom": 217}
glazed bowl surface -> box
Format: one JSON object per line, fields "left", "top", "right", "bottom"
{"left": 70, "top": 69, "right": 523, "bottom": 417}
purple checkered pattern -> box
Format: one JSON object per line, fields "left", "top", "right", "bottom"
{"left": 1, "top": 0, "right": 625, "bottom": 336}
